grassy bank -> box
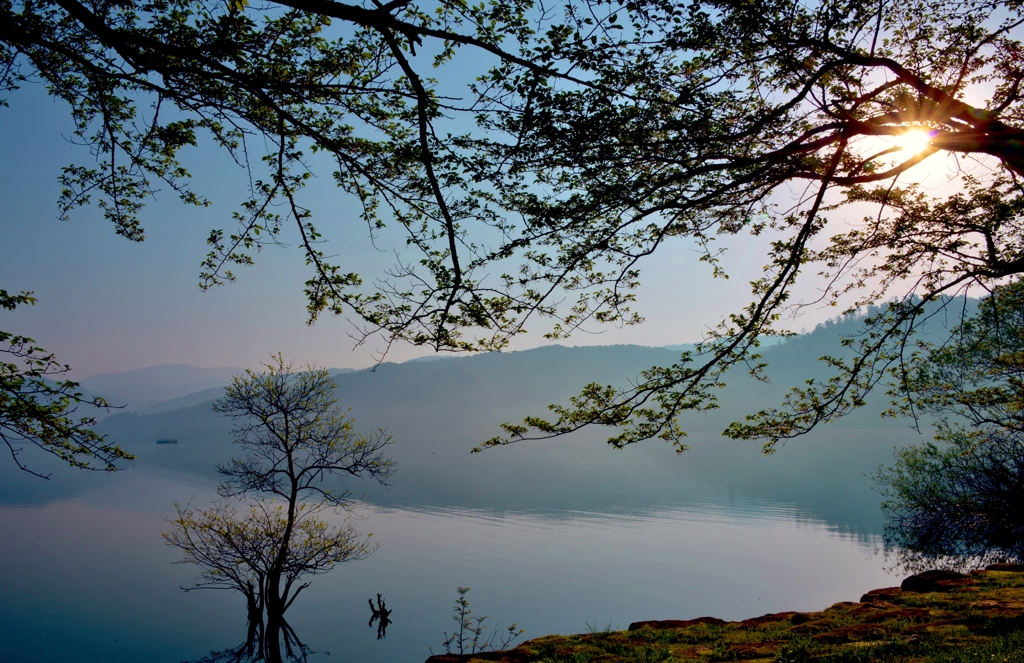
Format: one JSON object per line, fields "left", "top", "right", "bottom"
{"left": 427, "top": 567, "right": 1024, "bottom": 663}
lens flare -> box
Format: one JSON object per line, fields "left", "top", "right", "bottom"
{"left": 894, "top": 129, "right": 933, "bottom": 155}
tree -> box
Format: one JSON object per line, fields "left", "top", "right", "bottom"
{"left": 877, "top": 430, "right": 1024, "bottom": 571}
{"left": 876, "top": 279, "right": 1024, "bottom": 570}
{"left": 166, "top": 500, "right": 370, "bottom": 662}
{"left": 163, "top": 355, "right": 394, "bottom": 661}
{"left": 477, "top": 0, "right": 1024, "bottom": 452}
{"left": 4, "top": 0, "right": 1024, "bottom": 451}
{"left": 0, "top": 289, "right": 133, "bottom": 477}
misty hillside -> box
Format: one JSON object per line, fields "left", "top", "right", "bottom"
{"left": 80, "top": 363, "right": 247, "bottom": 403}
{"left": 77, "top": 364, "right": 355, "bottom": 417}
{"left": 6, "top": 304, "right": 970, "bottom": 536}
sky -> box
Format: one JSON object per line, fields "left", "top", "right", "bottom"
{"left": 0, "top": 80, "right": 928, "bottom": 380}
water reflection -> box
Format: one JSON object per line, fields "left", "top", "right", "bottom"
{"left": 164, "top": 499, "right": 377, "bottom": 635}
{"left": 368, "top": 593, "right": 393, "bottom": 639}
{"left": 162, "top": 361, "right": 395, "bottom": 663}
{"left": 0, "top": 474, "right": 898, "bottom": 663}
{"left": 877, "top": 429, "right": 1024, "bottom": 573}
{"left": 187, "top": 617, "right": 310, "bottom": 663}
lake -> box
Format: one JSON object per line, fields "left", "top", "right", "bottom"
{"left": 0, "top": 450, "right": 900, "bottom": 663}
{"left": 0, "top": 344, "right": 928, "bottom": 662}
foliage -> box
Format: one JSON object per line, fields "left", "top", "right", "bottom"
{"left": 5, "top": 0, "right": 1024, "bottom": 450}
{"left": 163, "top": 354, "right": 394, "bottom": 641}
{"left": 877, "top": 431, "right": 1024, "bottom": 571}
{"left": 212, "top": 354, "right": 395, "bottom": 506}
{"left": 438, "top": 586, "right": 524, "bottom": 656}
{"left": 0, "top": 289, "right": 133, "bottom": 478}
{"left": 164, "top": 498, "right": 375, "bottom": 604}
{"left": 774, "top": 640, "right": 812, "bottom": 663}
{"left": 479, "top": 0, "right": 1024, "bottom": 452}
{"left": 877, "top": 279, "right": 1024, "bottom": 570}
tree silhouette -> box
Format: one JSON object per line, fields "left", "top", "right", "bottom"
{"left": 0, "top": 290, "right": 132, "bottom": 477}
{"left": 164, "top": 355, "right": 394, "bottom": 659}
{"left": 5, "top": 0, "right": 1024, "bottom": 450}
{"left": 185, "top": 615, "right": 311, "bottom": 663}
{"left": 877, "top": 279, "right": 1024, "bottom": 570}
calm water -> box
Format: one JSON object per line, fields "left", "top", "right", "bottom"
{"left": 0, "top": 464, "right": 898, "bottom": 663}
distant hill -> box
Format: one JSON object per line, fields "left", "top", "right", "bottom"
{"left": 80, "top": 364, "right": 246, "bottom": 403}
{"left": 79, "top": 364, "right": 357, "bottom": 407}
{"left": 7, "top": 301, "right": 975, "bottom": 536}
{"left": 36, "top": 380, "right": 142, "bottom": 421}
{"left": 132, "top": 386, "right": 226, "bottom": 415}
{"left": 661, "top": 335, "right": 786, "bottom": 353}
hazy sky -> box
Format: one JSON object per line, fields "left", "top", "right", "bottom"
{"left": 1, "top": 83, "right": 846, "bottom": 379}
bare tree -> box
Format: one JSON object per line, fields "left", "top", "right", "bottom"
{"left": 164, "top": 354, "right": 394, "bottom": 661}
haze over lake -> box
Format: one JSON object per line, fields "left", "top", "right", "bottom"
{"left": 0, "top": 320, "right": 935, "bottom": 662}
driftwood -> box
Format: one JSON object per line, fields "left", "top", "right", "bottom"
{"left": 368, "top": 593, "right": 393, "bottom": 639}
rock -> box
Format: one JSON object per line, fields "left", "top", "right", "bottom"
{"left": 860, "top": 587, "right": 902, "bottom": 603}
{"left": 901, "top": 570, "right": 976, "bottom": 593}
{"left": 986, "top": 563, "right": 1024, "bottom": 571}
{"left": 627, "top": 616, "right": 726, "bottom": 631}
{"left": 738, "top": 612, "right": 799, "bottom": 627}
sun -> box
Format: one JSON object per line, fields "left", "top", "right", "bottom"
{"left": 893, "top": 128, "right": 933, "bottom": 156}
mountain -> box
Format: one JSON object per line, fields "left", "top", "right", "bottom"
{"left": 80, "top": 364, "right": 246, "bottom": 403}
{"left": 132, "top": 386, "right": 226, "bottom": 415}
{"left": 660, "top": 335, "right": 787, "bottom": 353}
{"left": 79, "top": 364, "right": 358, "bottom": 408}
{"left": 6, "top": 303, "right": 971, "bottom": 536}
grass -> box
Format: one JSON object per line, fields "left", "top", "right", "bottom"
{"left": 585, "top": 619, "right": 620, "bottom": 637}
{"left": 426, "top": 568, "right": 1024, "bottom": 663}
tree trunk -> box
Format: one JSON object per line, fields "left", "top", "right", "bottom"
{"left": 264, "top": 567, "right": 286, "bottom": 663}
{"left": 263, "top": 614, "right": 284, "bottom": 663}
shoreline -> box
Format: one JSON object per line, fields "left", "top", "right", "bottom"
{"left": 426, "top": 565, "right": 1024, "bottom": 662}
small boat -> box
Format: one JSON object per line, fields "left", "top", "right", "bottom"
{"left": 156, "top": 439, "right": 178, "bottom": 445}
